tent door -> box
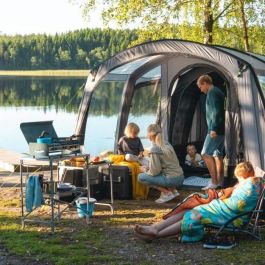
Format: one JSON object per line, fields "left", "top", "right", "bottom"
{"left": 169, "top": 68, "right": 227, "bottom": 168}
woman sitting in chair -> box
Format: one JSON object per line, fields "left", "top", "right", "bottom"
{"left": 134, "top": 162, "right": 261, "bottom": 243}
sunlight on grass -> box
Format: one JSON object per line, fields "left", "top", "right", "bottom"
{"left": 0, "top": 198, "right": 20, "bottom": 208}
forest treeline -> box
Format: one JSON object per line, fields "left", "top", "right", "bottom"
{"left": 0, "top": 26, "right": 263, "bottom": 71}
{"left": 0, "top": 28, "right": 137, "bottom": 70}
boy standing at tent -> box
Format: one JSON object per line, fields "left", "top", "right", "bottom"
{"left": 197, "top": 75, "right": 225, "bottom": 190}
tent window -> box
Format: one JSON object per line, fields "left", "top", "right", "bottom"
{"left": 110, "top": 56, "right": 161, "bottom": 75}
{"left": 128, "top": 82, "right": 161, "bottom": 148}
{"left": 258, "top": 75, "right": 265, "bottom": 93}
{"left": 84, "top": 81, "right": 124, "bottom": 155}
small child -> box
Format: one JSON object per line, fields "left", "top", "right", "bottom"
{"left": 185, "top": 144, "right": 204, "bottom": 167}
{"left": 117, "top": 122, "right": 149, "bottom": 167}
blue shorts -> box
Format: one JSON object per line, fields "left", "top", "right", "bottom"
{"left": 201, "top": 134, "right": 224, "bottom": 157}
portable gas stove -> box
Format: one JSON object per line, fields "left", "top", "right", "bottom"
{"left": 20, "top": 121, "right": 83, "bottom": 158}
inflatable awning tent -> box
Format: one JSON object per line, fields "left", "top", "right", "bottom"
{"left": 75, "top": 39, "right": 265, "bottom": 175}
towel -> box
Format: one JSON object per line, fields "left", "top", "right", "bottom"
{"left": 163, "top": 189, "right": 219, "bottom": 219}
{"left": 163, "top": 186, "right": 235, "bottom": 219}
{"left": 107, "top": 154, "right": 149, "bottom": 200}
{"left": 25, "top": 175, "right": 44, "bottom": 212}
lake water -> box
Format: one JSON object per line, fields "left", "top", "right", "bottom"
{"left": 0, "top": 76, "right": 158, "bottom": 156}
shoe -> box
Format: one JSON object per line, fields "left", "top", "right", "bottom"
{"left": 172, "top": 189, "right": 180, "bottom": 197}
{"left": 217, "top": 241, "right": 237, "bottom": 249}
{"left": 203, "top": 240, "right": 217, "bottom": 249}
{"left": 155, "top": 192, "right": 175, "bottom": 203}
{"left": 201, "top": 182, "right": 219, "bottom": 190}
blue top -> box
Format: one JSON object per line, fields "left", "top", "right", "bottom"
{"left": 206, "top": 86, "right": 225, "bottom": 135}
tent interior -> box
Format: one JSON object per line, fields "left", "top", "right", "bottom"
{"left": 169, "top": 67, "right": 227, "bottom": 167}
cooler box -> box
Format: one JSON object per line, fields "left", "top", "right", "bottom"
{"left": 99, "top": 165, "right": 132, "bottom": 200}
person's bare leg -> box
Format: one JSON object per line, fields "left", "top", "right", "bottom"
{"left": 135, "top": 211, "right": 186, "bottom": 236}
{"left": 154, "top": 211, "right": 186, "bottom": 232}
{"left": 214, "top": 156, "right": 224, "bottom": 186}
{"left": 156, "top": 220, "right": 182, "bottom": 238}
{"left": 203, "top": 154, "right": 218, "bottom": 185}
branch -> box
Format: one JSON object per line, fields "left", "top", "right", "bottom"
{"left": 213, "top": 0, "right": 235, "bottom": 22}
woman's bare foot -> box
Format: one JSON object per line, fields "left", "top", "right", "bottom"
{"left": 134, "top": 224, "right": 158, "bottom": 237}
{"left": 134, "top": 231, "right": 155, "bottom": 243}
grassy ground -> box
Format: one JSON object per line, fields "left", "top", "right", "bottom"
{"left": 0, "top": 187, "right": 265, "bottom": 265}
{"left": 0, "top": 70, "right": 89, "bottom": 77}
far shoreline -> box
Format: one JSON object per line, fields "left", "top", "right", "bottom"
{"left": 0, "top": 69, "right": 89, "bottom": 77}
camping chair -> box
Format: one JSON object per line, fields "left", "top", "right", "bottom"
{"left": 206, "top": 180, "right": 265, "bottom": 241}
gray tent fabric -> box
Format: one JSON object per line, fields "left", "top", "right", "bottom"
{"left": 75, "top": 39, "right": 265, "bottom": 172}
{"left": 216, "top": 46, "right": 265, "bottom": 75}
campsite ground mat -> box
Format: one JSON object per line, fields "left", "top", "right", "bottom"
{"left": 181, "top": 176, "right": 211, "bottom": 190}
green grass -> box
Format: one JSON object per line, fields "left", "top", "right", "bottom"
{"left": 210, "top": 238, "right": 265, "bottom": 264}
{"left": 0, "top": 215, "right": 121, "bottom": 265}
{"left": 0, "top": 196, "right": 123, "bottom": 265}
{"left": 0, "top": 69, "right": 89, "bottom": 77}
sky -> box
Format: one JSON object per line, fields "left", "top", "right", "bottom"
{"left": 0, "top": 0, "right": 104, "bottom": 35}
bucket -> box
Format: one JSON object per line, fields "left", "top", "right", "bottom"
{"left": 75, "top": 197, "right": 97, "bottom": 218}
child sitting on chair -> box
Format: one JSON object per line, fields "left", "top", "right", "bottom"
{"left": 117, "top": 122, "right": 149, "bottom": 167}
{"left": 185, "top": 144, "right": 205, "bottom": 167}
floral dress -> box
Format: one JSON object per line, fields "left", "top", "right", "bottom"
{"left": 181, "top": 177, "right": 261, "bottom": 242}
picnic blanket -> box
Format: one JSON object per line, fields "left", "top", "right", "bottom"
{"left": 107, "top": 154, "right": 149, "bottom": 200}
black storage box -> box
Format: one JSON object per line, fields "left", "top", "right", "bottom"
{"left": 59, "top": 168, "right": 83, "bottom": 187}
{"left": 59, "top": 166, "right": 106, "bottom": 200}
{"left": 84, "top": 165, "right": 106, "bottom": 200}
{"left": 99, "top": 165, "right": 132, "bottom": 200}
{"left": 57, "top": 191, "right": 77, "bottom": 203}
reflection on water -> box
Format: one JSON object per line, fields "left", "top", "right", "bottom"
{"left": 0, "top": 77, "right": 159, "bottom": 155}
{"left": 0, "top": 76, "right": 86, "bottom": 153}
{"left": 0, "top": 76, "right": 85, "bottom": 112}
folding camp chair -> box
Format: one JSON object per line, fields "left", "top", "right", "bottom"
{"left": 206, "top": 179, "right": 265, "bottom": 241}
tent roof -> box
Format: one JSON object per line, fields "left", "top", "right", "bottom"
{"left": 215, "top": 46, "right": 265, "bottom": 74}
{"left": 93, "top": 39, "right": 265, "bottom": 83}
{"left": 247, "top": 52, "right": 265, "bottom": 62}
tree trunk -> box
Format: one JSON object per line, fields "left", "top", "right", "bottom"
{"left": 238, "top": 0, "right": 250, "bottom": 51}
{"left": 203, "top": 0, "right": 214, "bottom": 44}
